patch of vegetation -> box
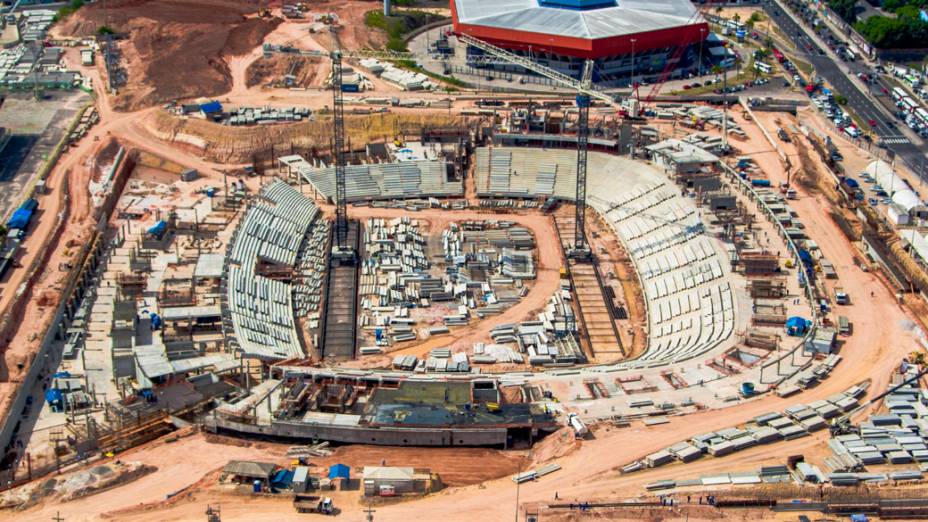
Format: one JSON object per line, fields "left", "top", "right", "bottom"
{"left": 364, "top": 10, "right": 437, "bottom": 52}
{"left": 882, "top": 0, "right": 928, "bottom": 12}
{"left": 53, "top": 0, "right": 84, "bottom": 22}
{"left": 97, "top": 25, "right": 115, "bottom": 36}
{"left": 393, "top": 59, "right": 468, "bottom": 89}
{"left": 746, "top": 11, "right": 765, "bottom": 28}
{"left": 792, "top": 58, "right": 813, "bottom": 76}
{"left": 854, "top": 6, "right": 928, "bottom": 49}
{"left": 828, "top": 0, "right": 859, "bottom": 23}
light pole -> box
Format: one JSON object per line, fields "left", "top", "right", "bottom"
{"left": 699, "top": 28, "right": 705, "bottom": 77}
{"left": 630, "top": 38, "right": 637, "bottom": 88}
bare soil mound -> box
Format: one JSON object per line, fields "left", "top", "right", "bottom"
{"left": 57, "top": 1, "right": 281, "bottom": 111}
{"left": 0, "top": 461, "right": 156, "bottom": 511}
{"left": 144, "top": 109, "right": 462, "bottom": 163}
{"left": 245, "top": 54, "right": 324, "bottom": 88}
{"left": 315, "top": 445, "right": 527, "bottom": 487}
{"left": 530, "top": 427, "right": 581, "bottom": 465}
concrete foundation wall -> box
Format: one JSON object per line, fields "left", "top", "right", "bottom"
{"left": 207, "top": 417, "right": 510, "bottom": 447}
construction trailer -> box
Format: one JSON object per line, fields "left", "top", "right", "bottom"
{"left": 805, "top": 327, "right": 837, "bottom": 354}
{"left": 362, "top": 466, "right": 435, "bottom": 496}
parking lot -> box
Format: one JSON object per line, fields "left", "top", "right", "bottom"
{"left": 0, "top": 90, "right": 90, "bottom": 219}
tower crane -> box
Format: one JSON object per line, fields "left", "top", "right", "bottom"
{"left": 569, "top": 59, "right": 595, "bottom": 260}
{"left": 262, "top": 43, "right": 510, "bottom": 261}
{"left": 264, "top": 33, "right": 623, "bottom": 261}
{"left": 456, "top": 35, "right": 613, "bottom": 258}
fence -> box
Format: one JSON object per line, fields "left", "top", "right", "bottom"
{"left": 0, "top": 152, "right": 137, "bottom": 488}
{"left": 735, "top": 100, "right": 818, "bottom": 385}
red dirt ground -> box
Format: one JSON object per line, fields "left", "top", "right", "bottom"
{"left": 55, "top": 1, "right": 281, "bottom": 110}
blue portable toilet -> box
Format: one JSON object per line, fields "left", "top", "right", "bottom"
{"left": 150, "top": 313, "right": 162, "bottom": 331}
{"left": 375, "top": 328, "right": 383, "bottom": 341}
{"left": 741, "top": 382, "right": 756, "bottom": 396}
{"left": 253, "top": 479, "right": 262, "bottom": 493}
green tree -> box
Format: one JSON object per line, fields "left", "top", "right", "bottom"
{"left": 828, "top": 0, "right": 858, "bottom": 23}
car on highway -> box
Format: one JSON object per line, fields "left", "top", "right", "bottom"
{"left": 868, "top": 119, "right": 877, "bottom": 127}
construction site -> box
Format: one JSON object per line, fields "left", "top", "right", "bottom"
{"left": 0, "top": 0, "right": 927, "bottom": 520}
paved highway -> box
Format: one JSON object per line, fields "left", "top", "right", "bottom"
{"left": 762, "top": 0, "right": 928, "bottom": 176}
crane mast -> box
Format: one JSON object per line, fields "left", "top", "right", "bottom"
{"left": 331, "top": 50, "right": 349, "bottom": 252}
{"left": 267, "top": 34, "right": 624, "bottom": 263}
{"left": 568, "top": 59, "right": 595, "bottom": 260}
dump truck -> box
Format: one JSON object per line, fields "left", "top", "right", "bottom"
{"left": 293, "top": 494, "right": 335, "bottom": 514}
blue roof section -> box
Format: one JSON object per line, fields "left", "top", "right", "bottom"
{"left": 329, "top": 463, "right": 350, "bottom": 479}
{"left": 200, "top": 101, "right": 223, "bottom": 114}
{"left": 271, "top": 469, "right": 294, "bottom": 486}
{"left": 44, "top": 388, "right": 63, "bottom": 404}
{"left": 786, "top": 316, "right": 811, "bottom": 336}
{"left": 6, "top": 208, "right": 32, "bottom": 230}
{"left": 538, "top": 0, "right": 616, "bottom": 9}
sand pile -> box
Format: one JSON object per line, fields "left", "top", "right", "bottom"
{"left": 0, "top": 461, "right": 156, "bottom": 510}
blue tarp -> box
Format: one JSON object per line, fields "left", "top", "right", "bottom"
{"left": 20, "top": 198, "right": 37, "bottom": 212}
{"left": 7, "top": 208, "right": 32, "bottom": 230}
{"left": 271, "top": 469, "right": 294, "bottom": 487}
{"left": 53, "top": 371, "right": 71, "bottom": 378}
{"left": 786, "top": 316, "right": 811, "bottom": 336}
{"left": 150, "top": 313, "right": 162, "bottom": 330}
{"left": 199, "top": 101, "right": 223, "bottom": 114}
{"left": 798, "top": 249, "right": 813, "bottom": 265}
{"left": 329, "top": 463, "right": 350, "bottom": 480}
{"left": 44, "top": 388, "right": 62, "bottom": 405}
{"left": 148, "top": 220, "right": 167, "bottom": 237}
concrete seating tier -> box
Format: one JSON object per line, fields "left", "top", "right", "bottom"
{"left": 287, "top": 157, "right": 462, "bottom": 202}
{"left": 223, "top": 180, "right": 324, "bottom": 361}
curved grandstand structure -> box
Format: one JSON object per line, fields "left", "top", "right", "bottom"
{"left": 222, "top": 180, "right": 328, "bottom": 361}
{"left": 477, "top": 147, "right": 741, "bottom": 369}
{"left": 240, "top": 148, "right": 742, "bottom": 371}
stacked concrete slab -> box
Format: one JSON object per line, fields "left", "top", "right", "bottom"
{"left": 826, "top": 366, "right": 928, "bottom": 474}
